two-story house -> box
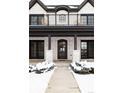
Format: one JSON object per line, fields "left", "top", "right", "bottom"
{"left": 29, "top": 0, "right": 94, "bottom": 62}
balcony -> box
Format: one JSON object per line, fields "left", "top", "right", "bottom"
{"left": 29, "top": 14, "right": 94, "bottom": 27}
{"left": 29, "top": 14, "right": 94, "bottom": 37}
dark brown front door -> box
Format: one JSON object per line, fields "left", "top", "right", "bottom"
{"left": 58, "top": 40, "right": 67, "bottom": 59}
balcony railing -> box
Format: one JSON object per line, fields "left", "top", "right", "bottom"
{"left": 29, "top": 14, "right": 94, "bottom": 26}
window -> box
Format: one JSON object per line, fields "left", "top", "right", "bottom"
{"left": 31, "top": 16, "right": 37, "bottom": 25}
{"left": 81, "top": 14, "right": 94, "bottom": 26}
{"left": 81, "top": 16, "right": 87, "bottom": 25}
{"left": 29, "top": 40, "right": 44, "bottom": 59}
{"left": 59, "top": 14, "right": 66, "bottom": 22}
{"left": 88, "top": 16, "right": 94, "bottom": 25}
{"left": 81, "top": 40, "right": 94, "bottom": 59}
{"left": 30, "top": 15, "right": 44, "bottom": 25}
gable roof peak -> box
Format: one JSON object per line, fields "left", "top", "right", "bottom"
{"left": 78, "top": 0, "right": 94, "bottom": 11}
{"left": 29, "top": 0, "right": 47, "bottom": 10}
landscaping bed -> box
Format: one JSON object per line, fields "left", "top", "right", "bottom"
{"left": 29, "top": 62, "right": 55, "bottom": 74}
{"left": 70, "top": 61, "right": 94, "bottom": 74}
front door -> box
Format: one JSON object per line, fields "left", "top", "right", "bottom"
{"left": 58, "top": 40, "right": 67, "bottom": 59}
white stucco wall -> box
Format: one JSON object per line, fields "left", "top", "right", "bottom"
{"left": 78, "top": 2, "right": 94, "bottom": 14}
{"left": 29, "top": 3, "right": 47, "bottom": 14}
{"left": 69, "top": 14, "right": 77, "bottom": 25}
{"left": 49, "top": 14, "right": 55, "bottom": 25}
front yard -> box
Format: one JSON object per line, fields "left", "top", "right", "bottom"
{"left": 29, "top": 69, "right": 54, "bottom": 93}
{"left": 72, "top": 71, "right": 94, "bottom": 93}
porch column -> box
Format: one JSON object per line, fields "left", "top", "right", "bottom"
{"left": 74, "top": 35, "right": 77, "bottom": 50}
{"left": 48, "top": 35, "right": 51, "bottom": 50}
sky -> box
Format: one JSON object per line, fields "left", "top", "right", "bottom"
{"left": 39, "top": 0, "right": 84, "bottom": 5}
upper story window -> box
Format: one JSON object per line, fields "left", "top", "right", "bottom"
{"left": 30, "top": 15, "right": 44, "bottom": 25}
{"left": 88, "top": 16, "right": 94, "bottom": 25}
{"left": 81, "top": 14, "right": 94, "bottom": 26}
{"left": 59, "top": 14, "right": 66, "bottom": 23}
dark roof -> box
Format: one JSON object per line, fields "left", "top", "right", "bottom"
{"left": 29, "top": 0, "right": 94, "bottom": 12}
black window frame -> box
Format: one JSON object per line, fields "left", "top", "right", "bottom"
{"left": 81, "top": 40, "right": 94, "bottom": 59}
{"left": 29, "top": 14, "right": 44, "bottom": 25}
{"left": 80, "top": 14, "right": 94, "bottom": 26}
{"left": 29, "top": 40, "right": 44, "bottom": 59}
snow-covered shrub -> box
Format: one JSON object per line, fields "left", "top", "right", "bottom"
{"left": 29, "top": 62, "right": 55, "bottom": 74}
{"left": 70, "top": 61, "right": 94, "bottom": 74}
{"left": 89, "top": 67, "right": 94, "bottom": 74}
{"left": 29, "top": 64, "right": 37, "bottom": 73}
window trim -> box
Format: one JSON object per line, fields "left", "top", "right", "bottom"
{"left": 80, "top": 14, "right": 94, "bottom": 26}
{"left": 29, "top": 14, "right": 44, "bottom": 25}
{"left": 29, "top": 40, "right": 44, "bottom": 59}
{"left": 80, "top": 40, "right": 94, "bottom": 59}
{"left": 58, "top": 14, "right": 66, "bottom": 23}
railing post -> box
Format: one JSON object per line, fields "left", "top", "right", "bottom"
{"left": 47, "top": 14, "right": 49, "bottom": 26}
{"left": 68, "top": 12, "right": 69, "bottom": 26}
{"left": 55, "top": 13, "right": 57, "bottom": 26}
{"left": 77, "top": 14, "right": 78, "bottom": 26}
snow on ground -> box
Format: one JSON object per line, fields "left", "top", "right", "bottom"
{"left": 72, "top": 71, "right": 94, "bottom": 93}
{"left": 30, "top": 69, "right": 55, "bottom": 93}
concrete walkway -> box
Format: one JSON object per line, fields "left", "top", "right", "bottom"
{"left": 45, "top": 61, "right": 80, "bottom": 93}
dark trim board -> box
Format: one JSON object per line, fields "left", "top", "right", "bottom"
{"left": 29, "top": 31, "right": 94, "bottom": 37}
{"left": 29, "top": 25, "right": 94, "bottom": 36}
{"left": 29, "top": 26, "right": 94, "bottom": 31}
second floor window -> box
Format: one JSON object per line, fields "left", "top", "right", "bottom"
{"left": 30, "top": 15, "right": 44, "bottom": 25}
{"left": 59, "top": 14, "right": 66, "bottom": 23}
{"left": 88, "top": 16, "right": 94, "bottom": 25}
{"left": 81, "top": 14, "right": 94, "bottom": 26}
